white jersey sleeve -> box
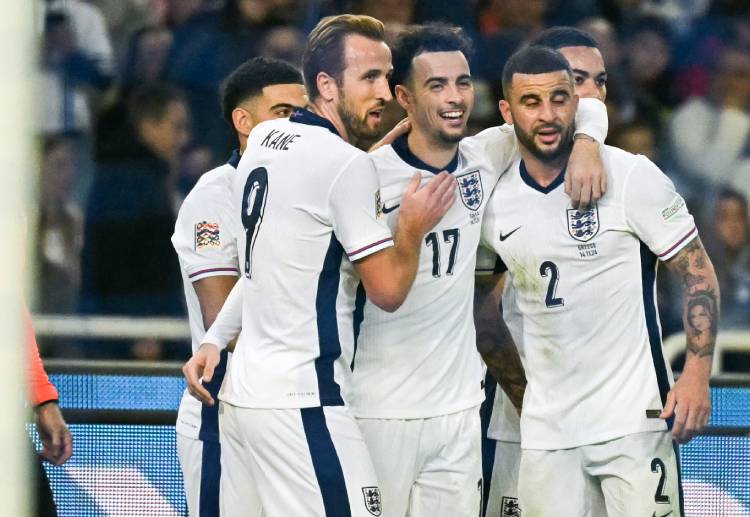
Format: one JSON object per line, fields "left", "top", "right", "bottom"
{"left": 203, "top": 280, "right": 243, "bottom": 350}
{"left": 172, "top": 183, "right": 240, "bottom": 282}
{"left": 329, "top": 153, "right": 393, "bottom": 261}
{"left": 574, "top": 97, "right": 608, "bottom": 143}
{"left": 623, "top": 156, "right": 697, "bottom": 260}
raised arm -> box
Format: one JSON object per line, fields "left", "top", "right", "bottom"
{"left": 661, "top": 237, "right": 720, "bottom": 442}
{"left": 474, "top": 272, "right": 526, "bottom": 414}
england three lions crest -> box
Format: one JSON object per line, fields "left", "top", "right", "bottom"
{"left": 567, "top": 205, "right": 600, "bottom": 242}
{"left": 362, "top": 487, "right": 382, "bottom": 516}
{"left": 457, "top": 170, "right": 483, "bottom": 211}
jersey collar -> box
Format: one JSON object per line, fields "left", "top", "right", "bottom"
{"left": 519, "top": 159, "right": 566, "bottom": 194}
{"left": 391, "top": 133, "right": 459, "bottom": 174}
{"left": 290, "top": 107, "right": 340, "bottom": 137}
{"left": 227, "top": 149, "right": 241, "bottom": 169}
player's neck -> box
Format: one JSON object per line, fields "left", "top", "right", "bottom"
{"left": 407, "top": 129, "right": 459, "bottom": 171}
{"left": 518, "top": 147, "right": 569, "bottom": 187}
{"left": 309, "top": 99, "right": 351, "bottom": 143}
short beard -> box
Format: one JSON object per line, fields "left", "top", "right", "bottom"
{"left": 514, "top": 121, "right": 576, "bottom": 164}
{"left": 337, "top": 89, "right": 380, "bottom": 141}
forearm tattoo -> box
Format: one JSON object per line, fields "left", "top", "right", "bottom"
{"left": 669, "top": 238, "right": 720, "bottom": 358}
{"left": 476, "top": 316, "right": 526, "bottom": 411}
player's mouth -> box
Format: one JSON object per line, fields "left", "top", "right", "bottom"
{"left": 439, "top": 109, "right": 466, "bottom": 128}
{"left": 367, "top": 107, "right": 384, "bottom": 123}
{"left": 535, "top": 125, "right": 560, "bottom": 145}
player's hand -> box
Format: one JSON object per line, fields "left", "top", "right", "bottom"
{"left": 36, "top": 402, "right": 73, "bottom": 466}
{"left": 398, "top": 171, "right": 455, "bottom": 236}
{"left": 183, "top": 343, "right": 221, "bottom": 406}
{"left": 368, "top": 118, "right": 411, "bottom": 153}
{"left": 565, "top": 136, "right": 606, "bottom": 209}
{"left": 660, "top": 360, "right": 711, "bottom": 444}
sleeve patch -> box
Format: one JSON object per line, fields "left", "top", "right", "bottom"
{"left": 195, "top": 221, "right": 221, "bottom": 250}
{"left": 661, "top": 196, "right": 686, "bottom": 221}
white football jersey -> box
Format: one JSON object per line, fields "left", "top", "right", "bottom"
{"left": 171, "top": 151, "right": 241, "bottom": 441}
{"left": 207, "top": 108, "right": 393, "bottom": 409}
{"left": 349, "top": 128, "right": 518, "bottom": 419}
{"left": 481, "top": 145, "right": 697, "bottom": 450}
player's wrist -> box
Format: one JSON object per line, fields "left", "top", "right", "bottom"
{"left": 573, "top": 134, "right": 598, "bottom": 143}
{"left": 680, "top": 354, "right": 712, "bottom": 385}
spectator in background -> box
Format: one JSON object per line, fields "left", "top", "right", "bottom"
{"left": 166, "top": 0, "right": 305, "bottom": 161}
{"left": 703, "top": 188, "right": 750, "bottom": 328}
{"left": 96, "top": 25, "right": 175, "bottom": 165}
{"left": 39, "top": 0, "right": 115, "bottom": 207}
{"left": 38, "top": 136, "right": 84, "bottom": 315}
{"left": 578, "top": 17, "right": 638, "bottom": 124}
{"left": 476, "top": 0, "right": 550, "bottom": 90}
{"left": 622, "top": 17, "right": 677, "bottom": 130}
{"left": 354, "top": 0, "right": 416, "bottom": 42}
{"left": 670, "top": 47, "right": 750, "bottom": 201}
{"left": 80, "top": 83, "right": 189, "bottom": 327}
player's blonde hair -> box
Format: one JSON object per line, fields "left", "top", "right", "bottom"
{"left": 303, "top": 14, "right": 385, "bottom": 100}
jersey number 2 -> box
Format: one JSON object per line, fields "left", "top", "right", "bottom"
{"left": 539, "top": 260, "right": 564, "bottom": 308}
{"left": 425, "top": 229, "right": 460, "bottom": 278}
{"left": 241, "top": 167, "right": 268, "bottom": 279}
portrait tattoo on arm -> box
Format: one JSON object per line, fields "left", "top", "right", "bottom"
{"left": 667, "top": 237, "right": 720, "bottom": 359}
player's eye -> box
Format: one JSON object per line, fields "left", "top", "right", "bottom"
{"left": 574, "top": 76, "right": 584, "bottom": 85}
{"left": 458, "top": 78, "right": 473, "bottom": 88}
{"left": 275, "top": 108, "right": 292, "bottom": 117}
{"left": 596, "top": 77, "right": 607, "bottom": 87}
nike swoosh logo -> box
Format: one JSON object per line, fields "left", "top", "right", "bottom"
{"left": 653, "top": 511, "right": 673, "bottom": 517}
{"left": 499, "top": 226, "right": 521, "bottom": 241}
{"left": 382, "top": 204, "right": 400, "bottom": 214}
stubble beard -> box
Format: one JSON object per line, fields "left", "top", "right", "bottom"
{"left": 514, "top": 120, "right": 576, "bottom": 164}
{"left": 337, "top": 90, "right": 380, "bottom": 141}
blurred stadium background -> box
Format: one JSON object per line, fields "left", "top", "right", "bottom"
{"left": 19, "top": 0, "right": 750, "bottom": 515}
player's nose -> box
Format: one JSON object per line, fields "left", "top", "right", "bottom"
{"left": 375, "top": 76, "right": 393, "bottom": 102}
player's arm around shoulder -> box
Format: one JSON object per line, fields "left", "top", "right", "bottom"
{"left": 330, "top": 153, "right": 455, "bottom": 312}
{"left": 566, "top": 97, "right": 610, "bottom": 208}
{"left": 661, "top": 236, "right": 719, "bottom": 443}
{"left": 474, "top": 267, "right": 526, "bottom": 415}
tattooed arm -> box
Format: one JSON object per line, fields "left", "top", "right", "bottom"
{"left": 661, "top": 236, "right": 720, "bottom": 443}
{"left": 474, "top": 273, "right": 527, "bottom": 414}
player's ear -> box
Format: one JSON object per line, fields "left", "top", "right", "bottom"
{"left": 232, "top": 107, "right": 254, "bottom": 138}
{"left": 499, "top": 99, "right": 513, "bottom": 125}
{"left": 394, "top": 84, "right": 412, "bottom": 112}
{"left": 316, "top": 72, "right": 339, "bottom": 102}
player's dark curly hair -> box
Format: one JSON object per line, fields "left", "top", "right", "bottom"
{"left": 529, "top": 26, "right": 599, "bottom": 50}
{"left": 220, "top": 57, "right": 303, "bottom": 125}
{"left": 390, "top": 23, "right": 474, "bottom": 90}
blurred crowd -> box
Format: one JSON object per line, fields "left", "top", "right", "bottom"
{"left": 35, "top": 0, "right": 750, "bottom": 360}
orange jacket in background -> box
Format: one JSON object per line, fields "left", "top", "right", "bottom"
{"left": 26, "top": 308, "right": 59, "bottom": 406}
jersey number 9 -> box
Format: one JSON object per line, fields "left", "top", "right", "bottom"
{"left": 241, "top": 167, "right": 269, "bottom": 279}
